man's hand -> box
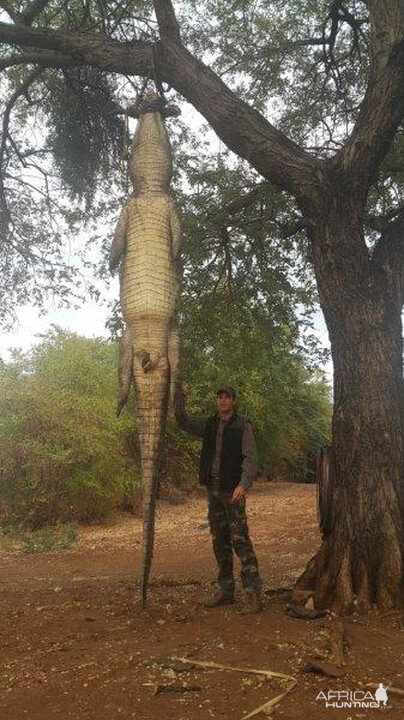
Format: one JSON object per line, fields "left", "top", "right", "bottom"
{"left": 231, "top": 485, "right": 246, "bottom": 504}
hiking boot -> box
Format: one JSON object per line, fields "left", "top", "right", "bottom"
{"left": 239, "top": 592, "right": 263, "bottom": 614}
{"left": 202, "top": 591, "right": 235, "bottom": 608}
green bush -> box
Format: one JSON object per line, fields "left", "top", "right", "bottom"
{"left": 18, "top": 524, "right": 78, "bottom": 553}
{"left": 0, "top": 328, "right": 138, "bottom": 528}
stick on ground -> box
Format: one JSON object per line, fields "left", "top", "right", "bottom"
{"left": 154, "top": 684, "right": 201, "bottom": 694}
{"left": 171, "top": 656, "right": 292, "bottom": 680}
{"left": 171, "top": 656, "right": 297, "bottom": 718}
{"left": 243, "top": 679, "right": 298, "bottom": 719}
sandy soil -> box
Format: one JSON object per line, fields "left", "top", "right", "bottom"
{"left": 1, "top": 483, "right": 404, "bottom": 720}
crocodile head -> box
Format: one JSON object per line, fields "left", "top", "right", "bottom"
{"left": 129, "top": 91, "right": 173, "bottom": 194}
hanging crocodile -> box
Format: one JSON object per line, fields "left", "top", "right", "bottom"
{"left": 109, "top": 91, "right": 182, "bottom": 607}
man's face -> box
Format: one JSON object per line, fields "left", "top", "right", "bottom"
{"left": 217, "top": 392, "right": 236, "bottom": 414}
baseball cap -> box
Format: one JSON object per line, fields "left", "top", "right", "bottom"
{"left": 216, "top": 384, "right": 236, "bottom": 398}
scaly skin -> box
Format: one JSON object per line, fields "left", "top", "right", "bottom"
{"left": 109, "top": 93, "right": 181, "bottom": 606}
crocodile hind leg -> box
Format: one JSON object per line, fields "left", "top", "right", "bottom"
{"left": 116, "top": 327, "right": 133, "bottom": 417}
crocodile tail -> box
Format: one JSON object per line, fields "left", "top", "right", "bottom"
{"left": 136, "top": 358, "right": 170, "bottom": 607}
{"left": 140, "top": 466, "right": 159, "bottom": 607}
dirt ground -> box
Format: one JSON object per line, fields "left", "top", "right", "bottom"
{"left": 1, "top": 483, "right": 404, "bottom": 720}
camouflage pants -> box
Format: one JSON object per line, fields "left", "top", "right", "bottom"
{"left": 207, "top": 490, "right": 261, "bottom": 595}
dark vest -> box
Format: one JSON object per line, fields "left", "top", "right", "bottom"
{"left": 199, "top": 414, "right": 245, "bottom": 492}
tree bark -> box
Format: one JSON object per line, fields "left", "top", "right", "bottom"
{"left": 295, "top": 180, "right": 404, "bottom": 612}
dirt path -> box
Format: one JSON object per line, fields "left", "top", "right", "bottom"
{"left": 1, "top": 483, "right": 403, "bottom": 719}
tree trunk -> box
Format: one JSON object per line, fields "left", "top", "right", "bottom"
{"left": 296, "top": 181, "right": 404, "bottom": 612}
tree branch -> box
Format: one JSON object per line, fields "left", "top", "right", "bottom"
{"left": 19, "top": 0, "right": 52, "bottom": 27}
{"left": 371, "top": 213, "right": 404, "bottom": 304}
{"left": 278, "top": 216, "right": 309, "bottom": 239}
{"left": 0, "top": 49, "right": 80, "bottom": 70}
{"left": 153, "top": 0, "right": 181, "bottom": 43}
{"left": 1, "top": 1, "right": 400, "bottom": 212}
{"left": 207, "top": 181, "right": 268, "bottom": 224}
{"left": 0, "top": 68, "right": 42, "bottom": 162}
{"left": 209, "top": 180, "right": 310, "bottom": 240}
{"left": 0, "top": 0, "right": 52, "bottom": 26}
{"left": 0, "top": 21, "right": 154, "bottom": 75}
{"left": 0, "top": 15, "right": 319, "bottom": 197}
{"left": 0, "top": 67, "right": 42, "bottom": 233}
{"left": 0, "top": 1, "right": 17, "bottom": 22}
{"left": 220, "top": 226, "right": 233, "bottom": 303}
{"left": 337, "top": 1, "right": 404, "bottom": 191}
{"left": 153, "top": 0, "right": 317, "bottom": 196}
{"left": 367, "top": 201, "right": 404, "bottom": 232}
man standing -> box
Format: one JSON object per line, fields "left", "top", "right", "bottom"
{"left": 174, "top": 384, "right": 262, "bottom": 613}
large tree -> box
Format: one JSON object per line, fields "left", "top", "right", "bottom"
{"left": 1, "top": 0, "right": 404, "bottom": 611}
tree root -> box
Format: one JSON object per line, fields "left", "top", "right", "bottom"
{"left": 329, "top": 618, "right": 346, "bottom": 665}
{"left": 294, "top": 538, "right": 404, "bottom": 614}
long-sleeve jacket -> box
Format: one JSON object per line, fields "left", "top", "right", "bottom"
{"left": 176, "top": 409, "right": 258, "bottom": 491}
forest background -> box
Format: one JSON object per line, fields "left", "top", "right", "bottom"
{"left": 0, "top": 0, "right": 345, "bottom": 532}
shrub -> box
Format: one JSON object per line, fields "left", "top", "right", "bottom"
{"left": 0, "top": 329, "right": 138, "bottom": 527}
